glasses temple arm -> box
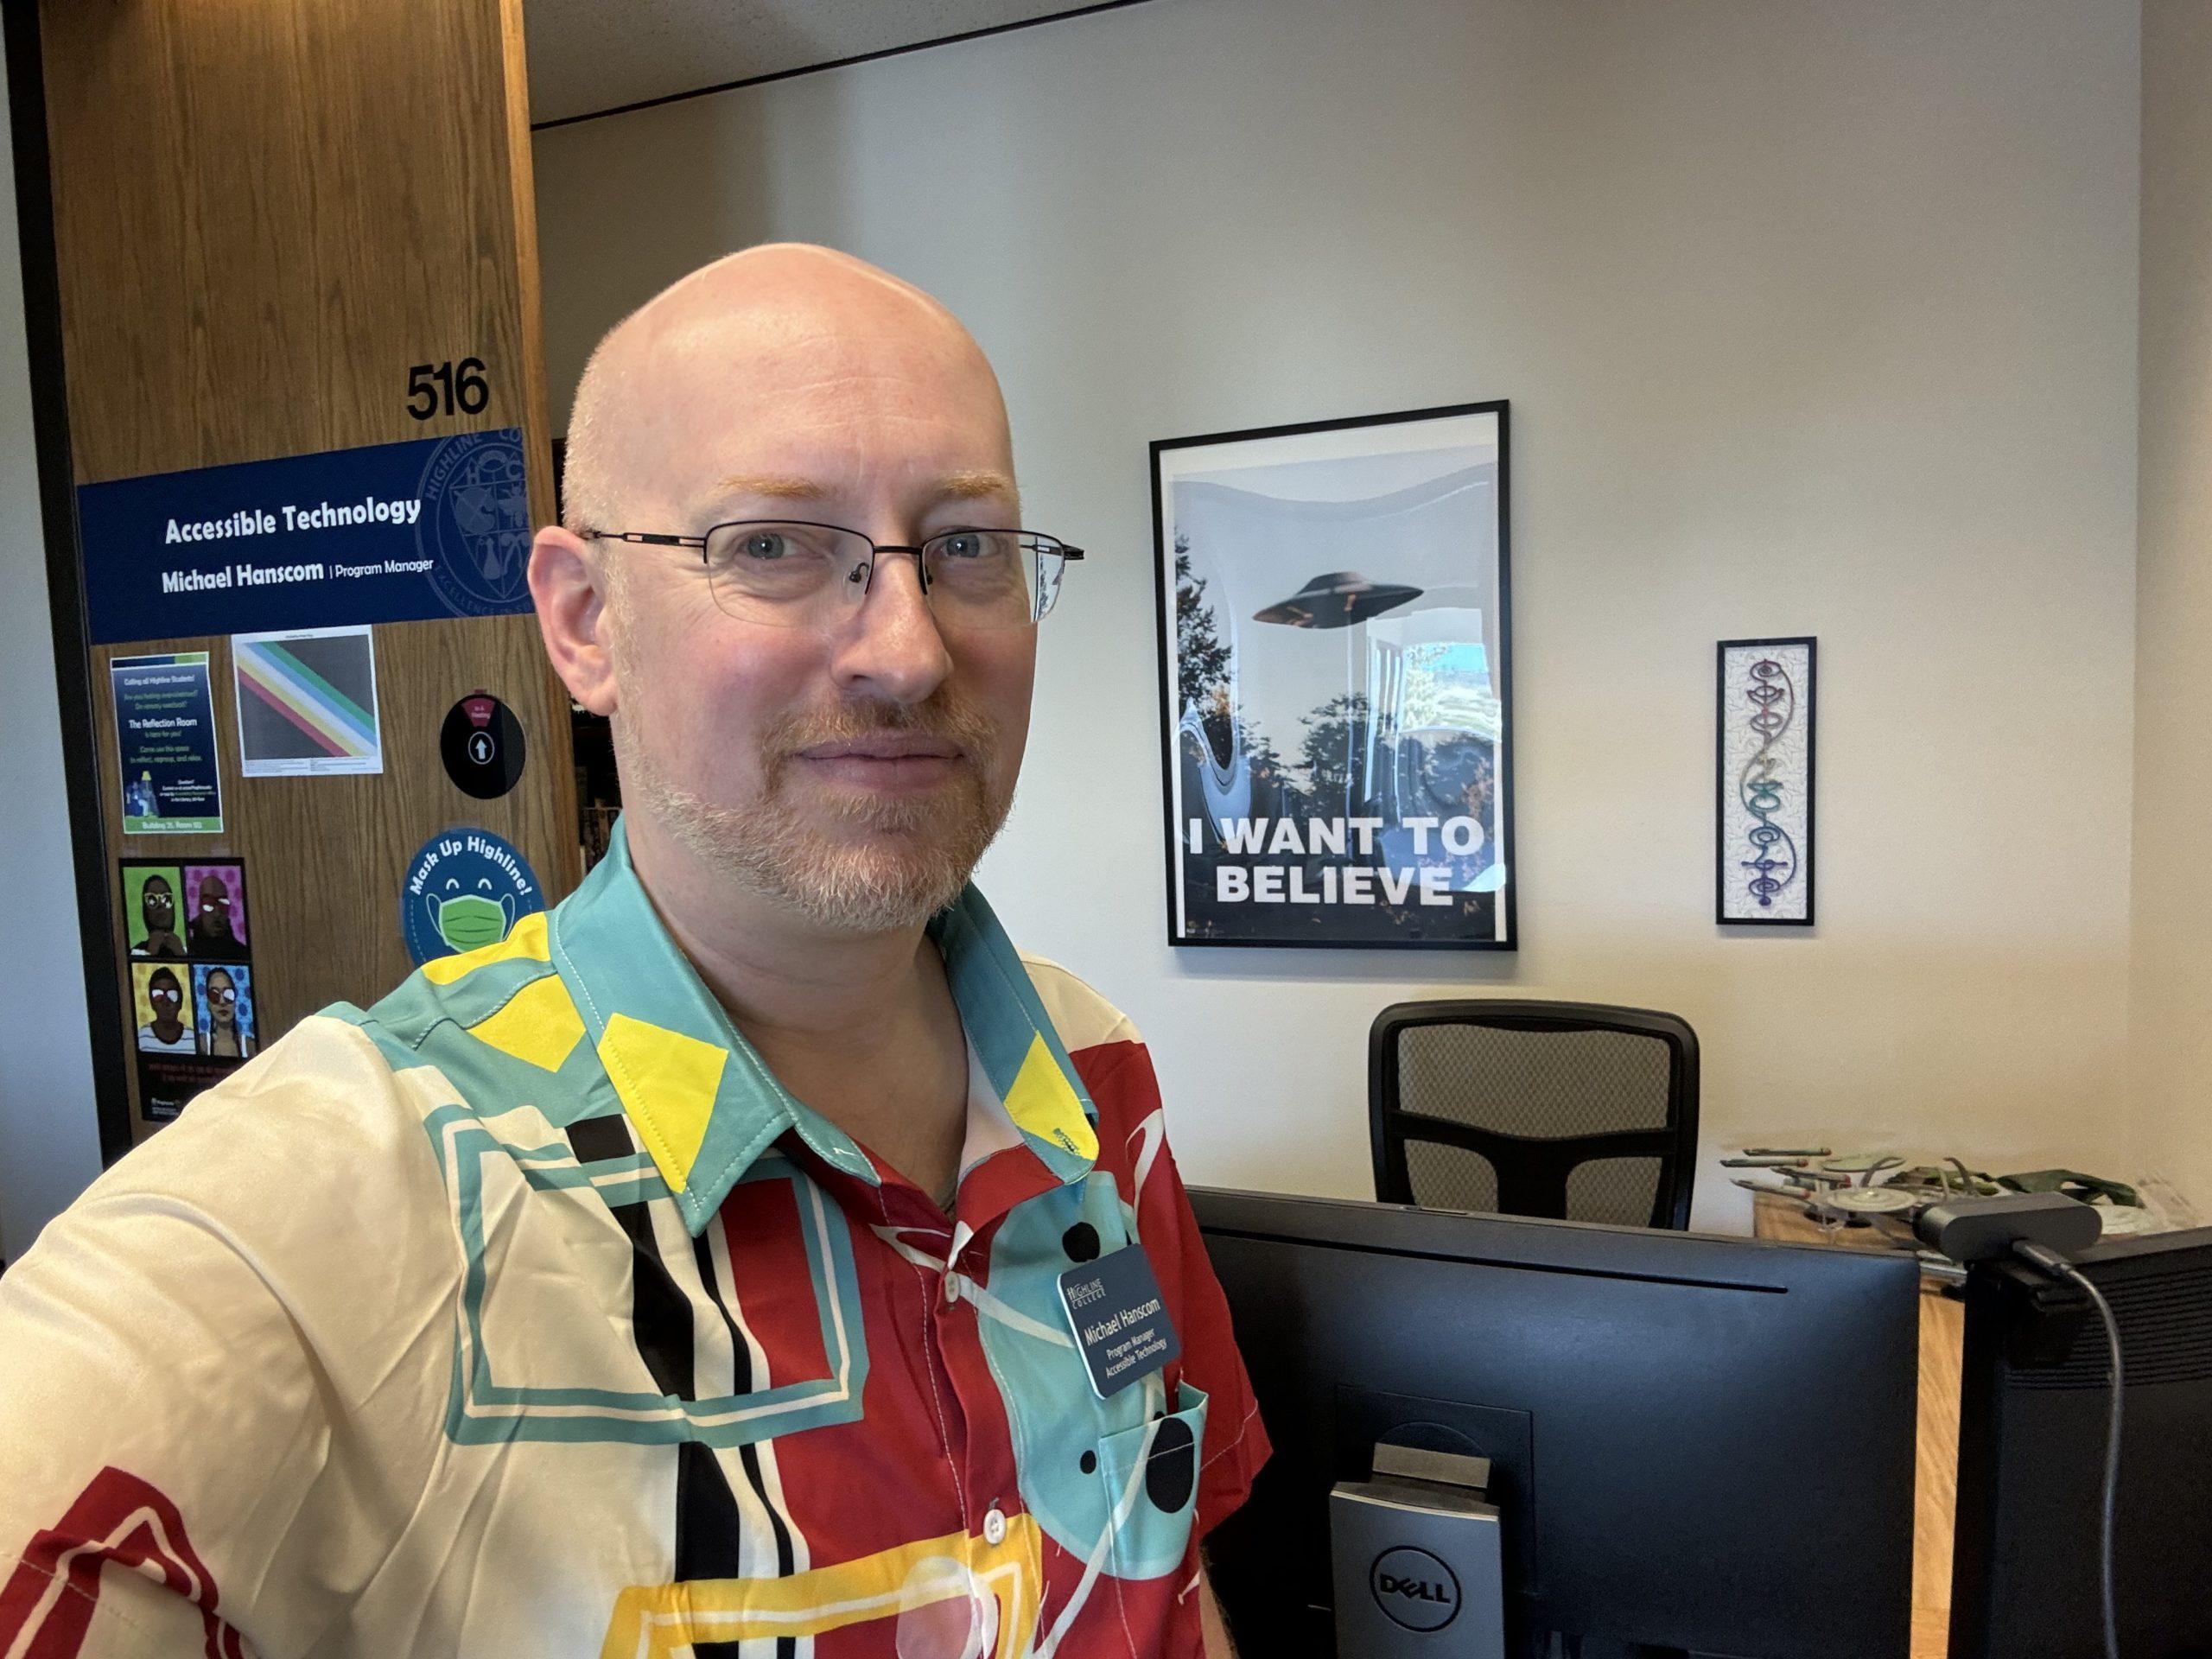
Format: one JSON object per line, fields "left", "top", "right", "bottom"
{"left": 590, "top": 531, "right": 707, "bottom": 549}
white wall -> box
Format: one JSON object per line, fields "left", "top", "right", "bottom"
{"left": 0, "top": 67, "right": 103, "bottom": 1262}
{"left": 2132, "top": 0, "right": 2212, "bottom": 1214}
{"left": 534, "top": 0, "right": 2143, "bottom": 1228}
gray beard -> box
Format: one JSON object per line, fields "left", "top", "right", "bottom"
{"left": 614, "top": 710, "right": 1010, "bottom": 935}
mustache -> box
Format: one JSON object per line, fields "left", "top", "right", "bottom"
{"left": 766, "top": 694, "right": 1000, "bottom": 767}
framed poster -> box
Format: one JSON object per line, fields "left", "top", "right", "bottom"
{"left": 111, "top": 652, "right": 223, "bottom": 834}
{"left": 119, "top": 855, "right": 258, "bottom": 1119}
{"left": 1153, "top": 401, "right": 1513, "bottom": 949}
{"left": 1716, "top": 637, "right": 1815, "bottom": 925}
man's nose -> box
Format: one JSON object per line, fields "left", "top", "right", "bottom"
{"left": 829, "top": 550, "right": 953, "bottom": 702}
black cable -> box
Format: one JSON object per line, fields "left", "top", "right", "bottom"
{"left": 2014, "top": 1240, "right": 2123, "bottom": 1659}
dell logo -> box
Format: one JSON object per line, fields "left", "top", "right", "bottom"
{"left": 1379, "top": 1573, "right": 1451, "bottom": 1601}
{"left": 1371, "top": 1547, "right": 1460, "bottom": 1632}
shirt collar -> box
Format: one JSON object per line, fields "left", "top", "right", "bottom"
{"left": 547, "top": 816, "right": 1099, "bottom": 1236}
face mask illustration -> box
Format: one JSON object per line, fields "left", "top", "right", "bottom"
{"left": 425, "top": 878, "right": 517, "bottom": 953}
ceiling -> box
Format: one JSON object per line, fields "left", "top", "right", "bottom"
{"left": 524, "top": 0, "right": 1114, "bottom": 126}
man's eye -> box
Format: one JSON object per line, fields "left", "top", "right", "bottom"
{"left": 741, "top": 532, "right": 790, "bottom": 560}
{"left": 938, "top": 531, "right": 1017, "bottom": 563}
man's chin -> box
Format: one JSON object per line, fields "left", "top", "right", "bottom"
{"left": 757, "top": 836, "right": 985, "bottom": 933}
{"left": 653, "top": 798, "right": 1001, "bottom": 933}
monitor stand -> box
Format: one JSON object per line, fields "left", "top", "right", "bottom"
{"left": 1331, "top": 1443, "right": 1506, "bottom": 1658}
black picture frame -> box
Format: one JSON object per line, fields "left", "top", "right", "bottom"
{"left": 1151, "top": 400, "right": 1515, "bottom": 950}
{"left": 118, "top": 855, "right": 258, "bottom": 1120}
{"left": 1715, "top": 636, "right": 1816, "bottom": 926}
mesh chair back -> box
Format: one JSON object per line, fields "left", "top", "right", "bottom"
{"left": 1370, "top": 1001, "right": 1699, "bottom": 1229}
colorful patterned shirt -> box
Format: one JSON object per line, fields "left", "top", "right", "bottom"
{"left": 0, "top": 822, "right": 1268, "bottom": 1658}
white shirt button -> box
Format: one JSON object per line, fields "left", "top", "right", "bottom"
{"left": 943, "top": 1273, "right": 963, "bottom": 1307}
{"left": 982, "top": 1506, "right": 1007, "bottom": 1546}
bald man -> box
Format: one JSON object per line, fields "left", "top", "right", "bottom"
{"left": 0, "top": 246, "right": 1267, "bottom": 1659}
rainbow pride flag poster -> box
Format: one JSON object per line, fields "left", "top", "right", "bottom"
{"left": 230, "top": 625, "right": 385, "bottom": 778}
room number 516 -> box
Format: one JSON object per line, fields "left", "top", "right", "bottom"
{"left": 406, "top": 358, "right": 490, "bottom": 420}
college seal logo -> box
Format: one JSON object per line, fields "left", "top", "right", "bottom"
{"left": 417, "top": 429, "right": 532, "bottom": 618}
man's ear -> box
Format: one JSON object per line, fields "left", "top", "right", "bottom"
{"left": 530, "top": 526, "right": 619, "bottom": 715}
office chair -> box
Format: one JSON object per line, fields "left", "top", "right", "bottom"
{"left": 1370, "top": 1000, "right": 1700, "bottom": 1229}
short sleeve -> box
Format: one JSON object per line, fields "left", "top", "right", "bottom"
{"left": 0, "top": 1017, "right": 454, "bottom": 1658}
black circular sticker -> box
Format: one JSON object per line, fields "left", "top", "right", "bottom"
{"left": 440, "top": 691, "right": 527, "bottom": 800}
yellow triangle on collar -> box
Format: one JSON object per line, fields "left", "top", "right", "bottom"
{"left": 599, "top": 1011, "right": 728, "bottom": 1193}
{"left": 1004, "top": 1032, "right": 1099, "bottom": 1163}
{"left": 420, "top": 911, "right": 552, "bottom": 986}
{"left": 467, "top": 972, "right": 585, "bottom": 1074}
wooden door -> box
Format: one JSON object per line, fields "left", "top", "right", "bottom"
{"left": 29, "top": 0, "right": 575, "bottom": 1144}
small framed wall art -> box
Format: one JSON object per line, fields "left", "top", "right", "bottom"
{"left": 1716, "top": 636, "right": 1815, "bottom": 925}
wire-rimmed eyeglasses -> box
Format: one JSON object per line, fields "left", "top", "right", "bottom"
{"left": 582, "top": 519, "right": 1084, "bottom": 629}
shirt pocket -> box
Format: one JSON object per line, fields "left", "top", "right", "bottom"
{"left": 1091, "top": 1380, "right": 1209, "bottom": 1581}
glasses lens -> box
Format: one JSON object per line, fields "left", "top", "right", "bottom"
{"left": 701, "top": 522, "right": 866, "bottom": 623}
{"left": 924, "top": 531, "right": 1066, "bottom": 628}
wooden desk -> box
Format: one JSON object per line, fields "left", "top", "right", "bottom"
{"left": 1751, "top": 1193, "right": 1961, "bottom": 1659}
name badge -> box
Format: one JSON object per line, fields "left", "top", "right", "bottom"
{"left": 1058, "top": 1244, "right": 1181, "bottom": 1400}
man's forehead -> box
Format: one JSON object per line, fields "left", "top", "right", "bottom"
{"left": 652, "top": 359, "right": 1014, "bottom": 490}
{"left": 702, "top": 466, "right": 1017, "bottom": 506}
{"left": 654, "top": 343, "right": 1002, "bottom": 433}
{"left": 636, "top": 282, "right": 989, "bottom": 404}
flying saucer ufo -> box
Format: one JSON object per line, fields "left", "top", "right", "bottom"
{"left": 1252, "top": 569, "right": 1423, "bottom": 630}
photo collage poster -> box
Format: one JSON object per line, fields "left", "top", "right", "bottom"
{"left": 121, "top": 857, "right": 259, "bottom": 1119}
{"left": 1155, "top": 404, "right": 1513, "bottom": 948}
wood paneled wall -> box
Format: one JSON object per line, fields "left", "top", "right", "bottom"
{"left": 35, "top": 0, "right": 575, "bottom": 1141}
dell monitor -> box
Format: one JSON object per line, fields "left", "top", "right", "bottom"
{"left": 1948, "top": 1225, "right": 2212, "bottom": 1658}
{"left": 1192, "top": 1188, "right": 1921, "bottom": 1659}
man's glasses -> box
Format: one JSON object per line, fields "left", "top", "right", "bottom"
{"left": 583, "top": 521, "right": 1083, "bottom": 629}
